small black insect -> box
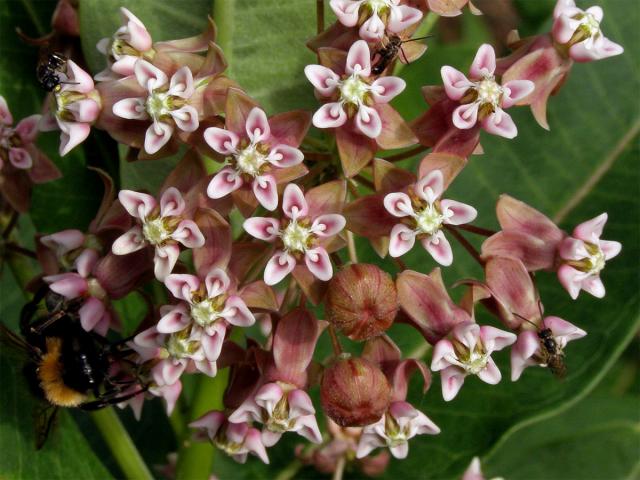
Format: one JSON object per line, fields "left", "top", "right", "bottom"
{"left": 36, "top": 51, "right": 69, "bottom": 92}
{"left": 1, "top": 285, "right": 147, "bottom": 449}
{"left": 371, "top": 34, "right": 432, "bottom": 75}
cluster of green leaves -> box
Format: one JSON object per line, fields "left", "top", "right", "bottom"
{"left": 0, "top": 0, "right": 638, "bottom": 479}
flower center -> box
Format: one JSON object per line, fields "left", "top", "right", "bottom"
{"left": 577, "top": 12, "right": 601, "bottom": 38}
{"left": 87, "top": 278, "right": 107, "bottom": 300}
{"left": 165, "top": 329, "right": 200, "bottom": 359}
{"left": 235, "top": 144, "right": 268, "bottom": 177}
{"left": 190, "top": 299, "right": 223, "bottom": 328}
{"left": 474, "top": 77, "right": 503, "bottom": 108}
{"left": 145, "top": 91, "right": 172, "bottom": 121}
{"left": 461, "top": 350, "right": 489, "bottom": 375}
{"left": 585, "top": 242, "right": 606, "bottom": 274}
{"left": 265, "top": 396, "right": 294, "bottom": 433}
{"left": 415, "top": 203, "right": 444, "bottom": 236}
{"left": 339, "top": 74, "right": 370, "bottom": 106}
{"left": 142, "top": 217, "right": 172, "bottom": 245}
{"left": 281, "top": 221, "right": 312, "bottom": 253}
{"left": 365, "top": 0, "right": 391, "bottom": 14}
{"left": 214, "top": 435, "right": 242, "bottom": 456}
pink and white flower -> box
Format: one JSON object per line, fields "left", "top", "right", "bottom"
{"left": 158, "top": 268, "right": 255, "bottom": 364}
{"left": 0, "top": 102, "right": 40, "bottom": 171}
{"left": 39, "top": 61, "right": 101, "bottom": 155}
{"left": 356, "top": 401, "right": 439, "bottom": 459}
{"left": 552, "top": 0, "right": 623, "bottom": 62}
{"left": 112, "top": 188, "right": 205, "bottom": 280}
{"left": 383, "top": 169, "right": 477, "bottom": 265}
{"left": 95, "top": 7, "right": 153, "bottom": 81}
{"left": 190, "top": 411, "right": 270, "bottom": 464}
{"left": 243, "top": 184, "right": 346, "bottom": 285}
{"left": 229, "top": 382, "right": 322, "bottom": 447}
{"left": 112, "top": 61, "right": 199, "bottom": 154}
{"left": 557, "top": 213, "right": 621, "bottom": 299}
{"left": 305, "top": 40, "right": 406, "bottom": 138}
{"left": 441, "top": 44, "right": 534, "bottom": 138}
{"left": 511, "top": 316, "right": 586, "bottom": 381}
{"left": 329, "top": 0, "right": 423, "bottom": 41}
{"left": 204, "top": 107, "right": 304, "bottom": 210}
{"left": 431, "top": 322, "right": 516, "bottom": 401}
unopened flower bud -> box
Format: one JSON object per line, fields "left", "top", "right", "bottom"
{"left": 321, "top": 356, "right": 391, "bottom": 427}
{"left": 325, "top": 264, "right": 398, "bottom": 341}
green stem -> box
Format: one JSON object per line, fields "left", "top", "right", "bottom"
{"left": 393, "top": 12, "right": 439, "bottom": 76}
{"left": 213, "top": 0, "right": 235, "bottom": 75}
{"left": 90, "top": 408, "right": 153, "bottom": 480}
{"left": 175, "top": 370, "right": 230, "bottom": 480}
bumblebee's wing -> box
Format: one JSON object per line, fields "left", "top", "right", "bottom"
{"left": 0, "top": 322, "right": 32, "bottom": 359}
{"left": 34, "top": 403, "right": 59, "bottom": 450}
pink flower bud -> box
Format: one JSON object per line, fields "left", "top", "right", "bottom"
{"left": 325, "top": 264, "right": 398, "bottom": 341}
{"left": 321, "top": 357, "right": 391, "bottom": 427}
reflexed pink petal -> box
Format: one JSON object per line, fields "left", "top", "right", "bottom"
{"left": 552, "top": 10, "right": 578, "bottom": 44}
{"left": 477, "top": 358, "right": 502, "bottom": 384}
{"left": 144, "top": 121, "right": 174, "bottom": 154}
{"left": 431, "top": 339, "right": 455, "bottom": 371}
{"left": 312, "top": 102, "right": 347, "bottom": 129}
{"left": 264, "top": 251, "right": 296, "bottom": 285}
{"left": 469, "top": 43, "right": 496, "bottom": 78}
{"left": 41, "top": 229, "right": 85, "bottom": 255}
{"left": 557, "top": 264, "right": 584, "bottom": 300}
{"left": 47, "top": 273, "right": 88, "bottom": 298}
{"left": 118, "top": 190, "right": 157, "bottom": 219}
{"left": 359, "top": 13, "right": 385, "bottom": 41}
{"left": 157, "top": 305, "right": 191, "bottom": 333}
{"left": 502, "top": 80, "right": 535, "bottom": 108}
{"left": 440, "top": 366, "right": 466, "bottom": 401}
{"left": 112, "top": 226, "right": 147, "bottom": 254}
{"left": 200, "top": 328, "right": 225, "bottom": 361}
{"left": 8, "top": 148, "right": 32, "bottom": 169}
{"left": 389, "top": 442, "right": 409, "bottom": 459}
{"left": 189, "top": 410, "right": 226, "bottom": 439}
{"left": 223, "top": 295, "right": 255, "bottom": 327}
{"left": 164, "top": 273, "right": 200, "bottom": 301}
{"left": 441, "top": 66, "right": 472, "bottom": 100}
{"left": 480, "top": 325, "right": 517, "bottom": 353}
{"left": 304, "top": 247, "right": 332, "bottom": 281}
{"left": 356, "top": 428, "right": 385, "bottom": 458}
{"left": 160, "top": 360, "right": 186, "bottom": 385}
{"left": 109, "top": 56, "right": 138, "bottom": 78}
{"left": 204, "top": 268, "right": 230, "bottom": 298}
{"left": 253, "top": 175, "right": 278, "bottom": 211}
{"left": 134, "top": 60, "right": 168, "bottom": 92}
{"left": 311, "top": 214, "right": 346, "bottom": 237}
{"left": 384, "top": 192, "right": 414, "bottom": 217}
{"left": 582, "top": 275, "right": 606, "bottom": 298}
{"left": 75, "top": 248, "right": 98, "bottom": 277}
{"left": 170, "top": 105, "right": 199, "bottom": 132}
{"left": 207, "top": 167, "right": 243, "bottom": 199}
{"left": 600, "top": 240, "right": 622, "bottom": 260}
{"left": 0, "top": 96, "right": 13, "bottom": 124}
{"left": 415, "top": 169, "right": 444, "bottom": 203}
{"left": 65, "top": 98, "right": 100, "bottom": 123}
{"left": 245, "top": 107, "right": 271, "bottom": 143}
{"left": 389, "top": 224, "right": 416, "bottom": 257}
{"left": 544, "top": 316, "right": 587, "bottom": 343}
{"left": 441, "top": 199, "right": 477, "bottom": 225}
{"left": 168, "top": 67, "right": 195, "bottom": 98}
{"left": 267, "top": 144, "right": 304, "bottom": 168}
{"left": 370, "top": 76, "right": 406, "bottom": 104}
{"left": 154, "top": 244, "right": 181, "bottom": 280}
{"left": 160, "top": 186, "right": 186, "bottom": 217}
{"left": 482, "top": 110, "right": 517, "bottom": 139}
{"left": 195, "top": 359, "right": 217, "bottom": 377}
{"left": 304, "top": 65, "right": 339, "bottom": 96}
{"left": 510, "top": 330, "right": 540, "bottom": 381}
{"left": 346, "top": 40, "right": 372, "bottom": 76}
{"left": 288, "top": 389, "right": 316, "bottom": 417}
{"left": 329, "top": 0, "right": 362, "bottom": 27}
{"left": 79, "top": 297, "right": 106, "bottom": 332}
{"left": 244, "top": 428, "right": 270, "bottom": 464}
{"left": 172, "top": 220, "right": 205, "bottom": 248}
{"left": 573, "top": 213, "right": 607, "bottom": 242}
{"left": 243, "top": 217, "right": 280, "bottom": 242}
{"left": 15, "top": 114, "right": 40, "bottom": 142}
{"left": 293, "top": 414, "right": 323, "bottom": 444}
{"left": 120, "top": 7, "right": 152, "bottom": 51}
{"left": 388, "top": 5, "right": 423, "bottom": 33}
{"left": 422, "top": 231, "right": 453, "bottom": 266}
{"left": 282, "top": 183, "right": 309, "bottom": 219}
{"left": 558, "top": 237, "right": 588, "bottom": 261}
{"left": 63, "top": 60, "right": 94, "bottom": 94}
{"left": 452, "top": 102, "right": 479, "bottom": 130}
{"left": 355, "top": 105, "right": 382, "bottom": 138}
{"left": 58, "top": 120, "right": 91, "bottom": 156}
{"left": 203, "top": 127, "right": 239, "bottom": 154}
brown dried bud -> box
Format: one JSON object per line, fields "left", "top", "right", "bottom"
{"left": 325, "top": 264, "right": 398, "bottom": 341}
{"left": 321, "top": 356, "right": 391, "bottom": 427}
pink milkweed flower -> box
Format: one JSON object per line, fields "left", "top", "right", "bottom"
{"left": 112, "top": 61, "right": 200, "bottom": 154}
{"left": 329, "top": 0, "right": 423, "bottom": 41}
{"left": 204, "top": 107, "right": 304, "bottom": 211}
{"left": 112, "top": 187, "right": 205, "bottom": 281}
{"left": 243, "top": 184, "right": 346, "bottom": 285}
{"left": 229, "top": 382, "right": 322, "bottom": 447}
{"left": 190, "top": 411, "right": 270, "bottom": 464}
{"left": 557, "top": 213, "right": 621, "bottom": 299}
{"left": 95, "top": 7, "right": 153, "bottom": 81}
{"left": 39, "top": 60, "right": 102, "bottom": 155}
{"left": 159, "top": 268, "right": 255, "bottom": 364}
{"left": 441, "top": 44, "right": 534, "bottom": 139}
{"left": 305, "top": 40, "right": 406, "bottom": 138}
{"left": 552, "top": 0, "right": 623, "bottom": 62}
{"left": 356, "top": 401, "right": 439, "bottom": 459}
{"left": 511, "top": 316, "right": 586, "bottom": 381}
{"left": 383, "top": 169, "right": 477, "bottom": 265}
{"left": 431, "top": 322, "right": 516, "bottom": 401}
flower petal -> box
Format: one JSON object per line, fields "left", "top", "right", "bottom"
{"left": 253, "top": 175, "right": 279, "bottom": 211}
{"left": 170, "top": 105, "right": 199, "bottom": 132}
{"left": 359, "top": 13, "right": 385, "bottom": 41}
{"left": 469, "top": 43, "right": 496, "bottom": 78}
{"left": 370, "top": 76, "right": 406, "bottom": 103}
{"left": 134, "top": 59, "right": 168, "bottom": 92}
{"left": 168, "top": 67, "right": 195, "bottom": 98}
{"left": 452, "top": 102, "right": 479, "bottom": 130}
{"left": 206, "top": 167, "right": 243, "bottom": 199}
{"left": 440, "top": 366, "right": 466, "bottom": 401}
{"left": 264, "top": 251, "right": 296, "bottom": 285}
{"left": 0, "top": 96, "right": 13, "bottom": 124}
{"left": 47, "top": 273, "right": 87, "bottom": 298}
{"left": 311, "top": 214, "right": 346, "bottom": 237}
{"left": 355, "top": 104, "right": 382, "bottom": 138}
{"left": 346, "top": 40, "right": 371, "bottom": 76}
{"left": 154, "top": 244, "right": 181, "bottom": 281}
{"left": 222, "top": 295, "right": 255, "bottom": 327}
{"left": 510, "top": 330, "right": 540, "bottom": 381}
{"left": 8, "top": 148, "right": 32, "bottom": 169}
{"left": 422, "top": 230, "right": 453, "bottom": 266}
{"left": 304, "top": 247, "right": 333, "bottom": 281}
{"left": 282, "top": 183, "right": 309, "bottom": 219}
{"left": 245, "top": 107, "right": 271, "bottom": 144}
{"left": 304, "top": 65, "right": 339, "bottom": 96}
{"left": 441, "top": 66, "right": 472, "bottom": 100}
{"left": 389, "top": 224, "right": 416, "bottom": 257}
{"left": 329, "top": 0, "right": 362, "bottom": 27}
{"left": 477, "top": 358, "right": 502, "bottom": 384}
{"left": 157, "top": 305, "right": 191, "bottom": 333}
{"left": 112, "top": 226, "right": 147, "bottom": 255}
{"left": 144, "top": 121, "right": 174, "bottom": 154}
{"left": 267, "top": 144, "right": 304, "bottom": 168}
{"left": 388, "top": 5, "right": 423, "bottom": 33}
{"left": 482, "top": 110, "right": 518, "bottom": 139}
{"left": 415, "top": 169, "right": 444, "bottom": 203}
{"left": 57, "top": 120, "right": 91, "bottom": 156}
{"left": 79, "top": 297, "right": 106, "bottom": 332}
{"left": 164, "top": 274, "right": 200, "bottom": 301}
{"left": 118, "top": 190, "right": 157, "bottom": 219}
{"left": 312, "top": 102, "right": 347, "bottom": 129}
{"left": 573, "top": 213, "right": 607, "bottom": 242}
{"left": 204, "top": 268, "right": 231, "bottom": 298}
{"left": 502, "top": 80, "right": 535, "bottom": 108}
{"left": 15, "top": 114, "right": 41, "bottom": 142}
{"left": 384, "top": 192, "right": 414, "bottom": 217}
{"left": 172, "top": 220, "right": 205, "bottom": 248}
{"left": 160, "top": 187, "right": 186, "bottom": 217}
{"left": 243, "top": 217, "right": 280, "bottom": 242}
{"left": 203, "top": 127, "right": 239, "bottom": 155}
{"left": 441, "top": 199, "right": 477, "bottom": 225}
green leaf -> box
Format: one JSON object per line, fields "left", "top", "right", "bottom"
{"left": 482, "top": 395, "right": 640, "bottom": 479}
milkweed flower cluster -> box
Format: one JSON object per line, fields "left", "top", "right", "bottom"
{"left": 3, "top": 0, "right": 626, "bottom": 478}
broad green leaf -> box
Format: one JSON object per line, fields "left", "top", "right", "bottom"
{"left": 482, "top": 395, "right": 640, "bottom": 479}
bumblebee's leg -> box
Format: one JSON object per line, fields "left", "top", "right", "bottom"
{"left": 80, "top": 386, "right": 149, "bottom": 411}
{"left": 20, "top": 284, "right": 48, "bottom": 336}
{"left": 399, "top": 45, "right": 409, "bottom": 64}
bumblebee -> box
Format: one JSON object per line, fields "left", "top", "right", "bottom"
{"left": 371, "top": 35, "right": 431, "bottom": 75}
{"left": 36, "top": 51, "right": 69, "bottom": 92}
{"left": 1, "top": 285, "right": 147, "bottom": 448}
